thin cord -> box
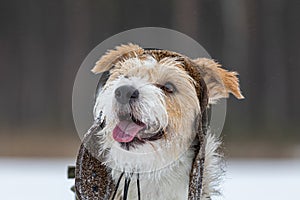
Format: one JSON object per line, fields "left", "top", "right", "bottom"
{"left": 123, "top": 175, "right": 131, "bottom": 200}
{"left": 137, "top": 173, "right": 141, "bottom": 200}
{"left": 111, "top": 172, "right": 124, "bottom": 200}
{"left": 111, "top": 172, "right": 141, "bottom": 200}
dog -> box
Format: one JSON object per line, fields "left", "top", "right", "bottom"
{"left": 75, "top": 43, "right": 243, "bottom": 200}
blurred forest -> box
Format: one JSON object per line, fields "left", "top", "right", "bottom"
{"left": 1, "top": 0, "right": 299, "bottom": 158}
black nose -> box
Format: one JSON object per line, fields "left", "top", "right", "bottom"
{"left": 115, "top": 85, "right": 139, "bottom": 104}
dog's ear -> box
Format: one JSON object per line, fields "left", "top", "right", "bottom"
{"left": 193, "top": 58, "right": 244, "bottom": 104}
{"left": 91, "top": 43, "right": 144, "bottom": 74}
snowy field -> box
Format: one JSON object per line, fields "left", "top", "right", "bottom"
{"left": 0, "top": 158, "right": 299, "bottom": 200}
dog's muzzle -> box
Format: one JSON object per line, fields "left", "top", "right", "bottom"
{"left": 113, "top": 85, "right": 145, "bottom": 145}
{"left": 115, "top": 85, "right": 139, "bottom": 104}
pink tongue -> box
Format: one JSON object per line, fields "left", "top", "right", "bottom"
{"left": 113, "top": 120, "right": 145, "bottom": 143}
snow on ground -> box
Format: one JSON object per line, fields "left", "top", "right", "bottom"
{"left": 0, "top": 158, "right": 75, "bottom": 200}
{"left": 217, "top": 159, "right": 300, "bottom": 200}
{"left": 0, "top": 158, "right": 299, "bottom": 200}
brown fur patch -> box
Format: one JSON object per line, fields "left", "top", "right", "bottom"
{"left": 165, "top": 97, "right": 182, "bottom": 133}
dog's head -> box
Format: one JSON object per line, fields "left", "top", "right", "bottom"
{"left": 91, "top": 44, "right": 243, "bottom": 173}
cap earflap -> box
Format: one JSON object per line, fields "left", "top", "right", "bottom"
{"left": 188, "top": 75, "right": 209, "bottom": 200}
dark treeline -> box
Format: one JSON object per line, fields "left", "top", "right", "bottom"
{"left": 1, "top": 0, "right": 299, "bottom": 141}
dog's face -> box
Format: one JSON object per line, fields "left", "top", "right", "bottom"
{"left": 92, "top": 44, "right": 243, "bottom": 173}
{"left": 94, "top": 56, "right": 200, "bottom": 172}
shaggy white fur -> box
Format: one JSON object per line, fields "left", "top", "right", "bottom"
{"left": 95, "top": 130, "right": 223, "bottom": 200}
{"left": 201, "top": 133, "right": 224, "bottom": 199}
